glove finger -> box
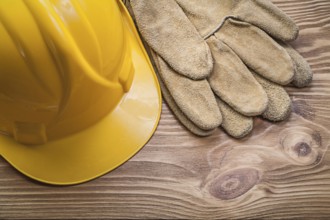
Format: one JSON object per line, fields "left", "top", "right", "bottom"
{"left": 130, "top": 0, "right": 212, "bottom": 80}
{"left": 207, "top": 36, "right": 268, "bottom": 116}
{"left": 252, "top": 71, "right": 292, "bottom": 122}
{"left": 151, "top": 51, "right": 222, "bottom": 131}
{"left": 157, "top": 72, "right": 216, "bottom": 136}
{"left": 158, "top": 72, "right": 253, "bottom": 138}
{"left": 215, "top": 18, "right": 295, "bottom": 85}
{"left": 278, "top": 41, "right": 313, "bottom": 88}
{"left": 216, "top": 98, "right": 253, "bottom": 139}
{"left": 235, "top": 0, "right": 299, "bottom": 41}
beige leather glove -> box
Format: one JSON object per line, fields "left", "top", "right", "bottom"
{"left": 130, "top": 0, "right": 312, "bottom": 138}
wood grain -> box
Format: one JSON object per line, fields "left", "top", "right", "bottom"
{"left": 1, "top": 0, "right": 330, "bottom": 219}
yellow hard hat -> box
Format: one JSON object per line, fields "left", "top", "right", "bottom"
{"left": 0, "top": 0, "right": 161, "bottom": 185}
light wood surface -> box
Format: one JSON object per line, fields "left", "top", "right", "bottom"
{"left": 1, "top": 1, "right": 330, "bottom": 219}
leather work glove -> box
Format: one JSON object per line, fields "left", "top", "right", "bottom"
{"left": 129, "top": 0, "right": 313, "bottom": 138}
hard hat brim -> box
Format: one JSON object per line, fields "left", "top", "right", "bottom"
{"left": 0, "top": 1, "right": 162, "bottom": 185}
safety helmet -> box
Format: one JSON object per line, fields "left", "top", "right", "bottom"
{"left": 0, "top": 0, "right": 161, "bottom": 184}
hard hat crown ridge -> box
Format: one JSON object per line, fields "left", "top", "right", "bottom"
{"left": 0, "top": 0, "right": 134, "bottom": 145}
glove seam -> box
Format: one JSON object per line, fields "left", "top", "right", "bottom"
{"left": 204, "top": 15, "right": 239, "bottom": 40}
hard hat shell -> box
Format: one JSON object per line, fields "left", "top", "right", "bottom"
{"left": 0, "top": 0, "right": 161, "bottom": 185}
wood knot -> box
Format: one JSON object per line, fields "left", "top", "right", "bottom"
{"left": 280, "top": 129, "right": 323, "bottom": 165}
{"left": 294, "top": 142, "right": 311, "bottom": 157}
{"left": 209, "top": 168, "right": 259, "bottom": 200}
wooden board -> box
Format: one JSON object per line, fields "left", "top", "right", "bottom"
{"left": 1, "top": 0, "right": 330, "bottom": 219}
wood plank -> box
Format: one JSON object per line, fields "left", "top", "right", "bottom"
{"left": 1, "top": 0, "right": 330, "bottom": 219}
